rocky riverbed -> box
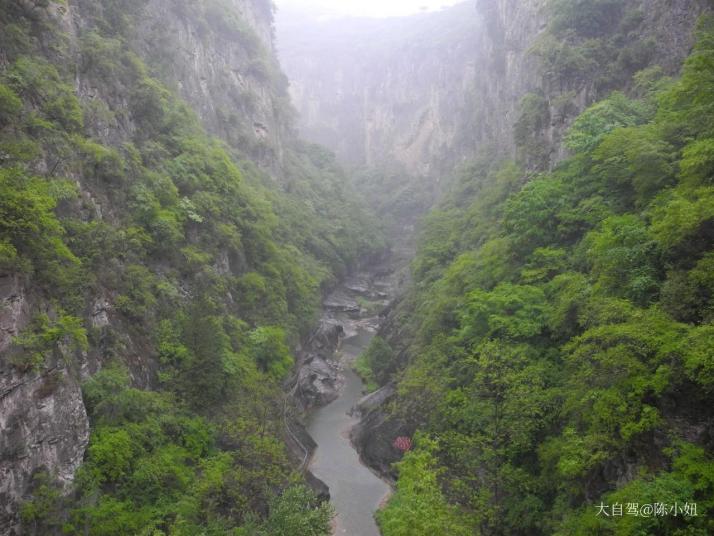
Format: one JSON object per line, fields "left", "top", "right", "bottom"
{"left": 287, "top": 258, "right": 403, "bottom": 535}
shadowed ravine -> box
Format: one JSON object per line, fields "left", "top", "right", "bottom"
{"left": 306, "top": 275, "right": 394, "bottom": 535}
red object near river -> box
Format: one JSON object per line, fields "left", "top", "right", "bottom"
{"left": 393, "top": 436, "right": 412, "bottom": 452}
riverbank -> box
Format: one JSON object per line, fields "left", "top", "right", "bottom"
{"left": 284, "top": 258, "right": 399, "bottom": 535}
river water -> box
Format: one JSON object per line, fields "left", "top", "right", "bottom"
{"left": 306, "top": 293, "right": 392, "bottom": 535}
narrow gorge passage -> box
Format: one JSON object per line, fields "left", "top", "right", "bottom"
{"left": 306, "top": 272, "right": 396, "bottom": 535}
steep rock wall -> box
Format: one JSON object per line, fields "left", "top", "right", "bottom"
{"left": 0, "top": 1, "right": 301, "bottom": 531}
{"left": 135, "top": 0, "right": 294, "bottom": 173}
{"left": 278, "top": 3, "right": 483, "bottom": 178}
{"left": 278, "top": 0, "right": 709, "bottom": 177}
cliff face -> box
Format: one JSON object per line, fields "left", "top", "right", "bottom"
{"left": 134, "top": 0, "right": 293, "bottom": 173}
{"left": 0, "top": 1, "right": 363, "bottom": 531}
{"left": 0, "top": 274, "right": 89, "bottom": 531}
{"left": 278, "top": 0, "right": 709, "bottom": 177}
{"left": 278, "top": 3, "right": 483, "bottom": 178}
{"left": 63, "top": 0, "right": 291, "bottom": 172}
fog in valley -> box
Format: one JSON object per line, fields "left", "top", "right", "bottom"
{"left": 1, "top": 1, "right": 713, "bottom": 535}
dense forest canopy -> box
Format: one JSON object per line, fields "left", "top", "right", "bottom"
{"left": 370, "top": 11, "right": 714, "bottom": 536}
{"left": 1, "top": 0, "right": 379, "bottom": 533}
{"left": 1, "top": 0, "right": 713, "bottom": 535}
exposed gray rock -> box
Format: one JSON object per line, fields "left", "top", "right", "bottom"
{"left": 343, "top": 277, "right": 371, "bottom": 296}
{"left": 304, "top": 469, "right": 331, "bottom": 503}
{"left": 350, "top": 405, "right": 404, "bottom": 483}
{"left": 0, "top": 275, "right": 28, "bottom": 355}
{"left": 323, "top": 291, "right": 360, "bottom": 313}
{"left": 213, "top": 250, "right": 232, "bottom": 276}
{"left": 282, "top": 412, "right": 330, "bottom": 503}
{"left": 279, "top": 0, "right": 710, "bottom": 177}
{"left": 352, "top": 382, "right": 395, "bottom": 418}
{"left": 0, "top": 214, "right": 89, "bottom": 536}
{"left": 308, "top": 319, "right": 344, "bottom": 354}
{"left": 90, "top": 296, "right": 111, "bottom": 329}
{"left": 135, "top": 0, "right": 292, "bottom": 175}
{"left": 0, "top": 362, "right": 89, "bottom": 533}
{"left": 295, "top": 354, "right": 344, "bottom": 410}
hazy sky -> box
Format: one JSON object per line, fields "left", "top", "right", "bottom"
{"left": 275, "top": 0, "right": 465, "bottom": 18}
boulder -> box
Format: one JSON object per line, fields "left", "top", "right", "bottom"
{"left": 352, "top": 383, "right": 396, "bottom": 417}
{"left": 295, "top": 354, "right": 344, "bottom": 410}
{"left": 322, "top": 290, "right": 360, "bottom": 313}
{"left": 308, "top": 319, "right": 343, "bottom": 354}
{"left": 344, "top": 277, "right": 371, "bottom": 296}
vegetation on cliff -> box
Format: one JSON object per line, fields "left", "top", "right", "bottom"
{"left": 374, "top": 11, "right": 714, "bottom": 536}
{"left": 5, "top": 0, "right": 714, "bottom": 534}
{"left": 1, "top": 0, "right": 380, "bottom": 533}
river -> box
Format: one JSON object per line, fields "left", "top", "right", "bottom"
{"left": 306, "top": 275, "right": 394, "bottom": 536}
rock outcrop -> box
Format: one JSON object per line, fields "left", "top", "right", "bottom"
{"left": 294, "top": 353, "right": 344, "bottom": 409}
{"left": 0, "top": 277, "right": 90, "bottom": 533}
{"left": 350, "top": 399, "right": 404, "bottom": 482}
{"left": 136, "top": 0, "right": 293, "bottom": 173}
{"left": 0, "top": 364, "right": 89, "bottom": 533}
{"left": 290, "top": 312, "right": 346, "bottom": 413}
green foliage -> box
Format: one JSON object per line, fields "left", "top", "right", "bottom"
{"left": 377, "top": 438, "right": 473, "bottom": 536}
{"left": 380, "top": 18, "right": 714, "bottom": 536}
{"left": 554, "top": 442, "right": 714, "bottom": 535}
{"left": 41, "top": 363, "right": 322, "bottom": 535}
{"left": 10, "top": 313, "right": 87, "bottom": 372}
{"left": 459, "top": 284, "right": 548, "bottom": 342}
{"left": 246, "top": 326, "right": 293, "bottom": 379}
{"left": 586, "top": 215, "right": 660, "bottom": 304}
{"left": 256, "top": 485, "right": 334, "bottom": 536}
{"left": 514, "top": 92, "right": 550, "bottom": 168}
{"left": 503, "top": 176, "right": 567, "bottom": 254}
{"left": 88, "top": 428, "right": 135, "bottom": 482}
{"left": 560, "top": 310, "right": 686, "bottom": 472}
{"left": 114, "top": 264, "right": 158, "bottom": 320}
{"left": 591, "top": 125, "right": 677, "bottom": 207}
{"left": 378, "top": 436, "right": 472, "bottom": 536}
{"left": 0, "top": 167, "right": 79, "bottom": 285}
{"left": 565, "top": 92, "right": 651, "bottom": 153}
{"left": 6, "top": 57, "right": 83, "bottom": 132}
{"left": 355, "top": 335, "right": 394, "bottom": 388}
{"left": 548, "top": 0, "right": 623, "bottom": 39}
{"left": 0, "top": 82, "right": 22, "bottom": 126}
{"left": 682, "top": 324, "right": 714, "bottom": 391}
{"left": 7, "top": 0, "right": 377, "bottom": 532}
{"left": 656, "top": 15, "right": 714, "bottom": 142}
{"left": 75, "top": 137, "right": 126, "bottom": 186}
{"left": 535, "top": 1, "right": 660, "bottom": 95}
{"left": 649, "top": 186, "right": 714, "bottom": 253}
{"left": 680, "top": 138, "right": 714, "bottom": 187}
{"left": 19, "top": 471, "right": 64, "bottom": 535}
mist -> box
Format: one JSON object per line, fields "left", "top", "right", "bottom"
{"left": 2, "top": 1, "right": 712, "bottom": 535}
{"left": 275, "top": 0, "right": 464, "bottom": 18}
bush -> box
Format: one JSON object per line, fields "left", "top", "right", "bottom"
{"left": 358, "top": 336, "right": 394, "bottom": 387}
{"left": 514, "top": 92, "right": 550, "bottom": 167}
{"left": 258, "top": 485, "right": 334, "bottom": 536}
{"left": 10, "top": 314, "right": 87, "bottom": 372}
{"left": 246, "top": 326, "right": 293, "bottom": 379}
{"left": 0, "top": 82, "right": 22, "bottom": 125}
{"left": 6, "top": 57, "right": 83, "bottom": 132}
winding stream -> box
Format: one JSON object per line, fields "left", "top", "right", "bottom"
{"left": 306, "top": 279, "right": 393, "bottom": 536}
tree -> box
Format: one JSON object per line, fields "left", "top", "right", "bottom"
{"left": 258, "top": 485, "right": 334, "bottom": 536}
{"left": 378, "top": 437, "right": 472, "bottom": 536}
